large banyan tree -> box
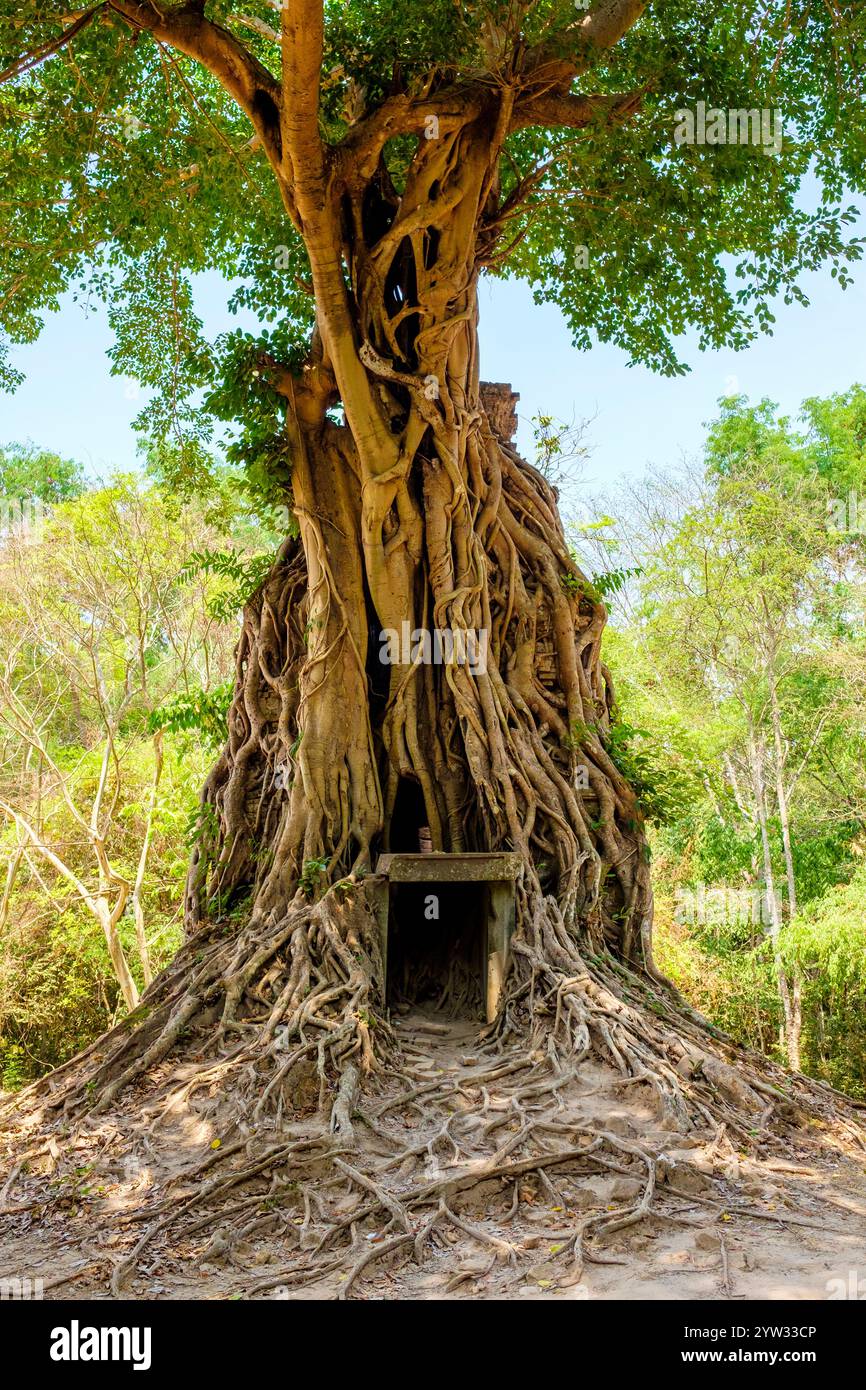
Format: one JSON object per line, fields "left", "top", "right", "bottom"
{"left": 1, "top": 1, "right": 865, "bottom": 1108}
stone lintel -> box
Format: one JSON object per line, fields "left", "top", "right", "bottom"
{"left": 374, "top": 852, "right": 521, "bottom": 884}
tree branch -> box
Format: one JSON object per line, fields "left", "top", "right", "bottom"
{"left": 280, "top": 0, "right": 325, "bottom": 189}
{"left": 0, "top": 799, "right": 96, "bottom": 913}
{"left": 510, "top": 88, "right": 646, "bottom": 132}
{"left": 107, "top": 1, "right": 283, "bottom": 166}
{"left": 339, "top": 87, "right": 487, "bottom": 180}
{"left": 279, "top": 0, "right": 400, "bottom": 478}
{"left": 581, "top": 0, "right": 652, "bottom": 52}
{"left": 523, "top": 0, "right": 651, "bottom": 90}
{"left": 235, "top": 15, "right": 281, "bottom": 45}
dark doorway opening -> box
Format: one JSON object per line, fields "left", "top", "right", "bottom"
{"left": 387, "top": 881, "right": 486, "bottom": 1019}
{"left": 389, "top": 776, "right": 428, "bottom": 853}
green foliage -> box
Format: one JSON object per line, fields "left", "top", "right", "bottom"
{"left": 564, "top": 564, "right": 643, "bottom": 603}
{"left": 0, "top": 464, "right": 262, "bottom": 1086}
{"left": 591, "top": 567, "right": 643, "bottom": 599}
{"left": 0, "top": 735, "right": 207, "bottom": 1088}
{"left": 150, "top": 680, "right": 233, "bottom": 751}
{"left": 596, "top": 385, "right": 866, "bottom": 1096}
{"left": 177, "top": 547, "right": 276, "bottom": 622}
{"left": 184, "top": 801, "right": 220, "bottom": 855}
{"left": 603, "top": 719, "right": 692, "bottom": 825}
{"left": 656, "top": 863, "right": 866, "bottom": 1098}
{"left": 0, "top": 441, "right": 83, "bottom": 502}
{"left": 779, "top": 868, "right": 866, "bottom": 1096}
{"left": 1, "top": 901, "right": 138, "bottom": 1085}
{"left": 200, "top": 326, "right": 308, "bottom": 509}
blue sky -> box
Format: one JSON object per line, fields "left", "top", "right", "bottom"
{"left": 2, "top": 235, "right": 864, "bottom": 497}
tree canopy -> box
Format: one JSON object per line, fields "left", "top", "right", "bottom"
{"left": 2, "top": 1, "right": 864, "bottom": 486}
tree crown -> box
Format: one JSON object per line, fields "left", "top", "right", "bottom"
{"left": 2, "top": 1, "right": 864, "bottom": 485}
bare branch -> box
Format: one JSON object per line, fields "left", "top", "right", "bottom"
{"left": 235, "top": 14, "right": 281, "bottom": 45}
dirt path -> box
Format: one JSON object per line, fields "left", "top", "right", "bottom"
{"left": 2, "top": 1011, "right": 865, "bottom": 1301}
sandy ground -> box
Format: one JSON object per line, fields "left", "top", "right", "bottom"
{"left": 2, "top": 1012, "right": 865, "bottom": 1301}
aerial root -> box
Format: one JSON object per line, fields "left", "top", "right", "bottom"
{"left": 82, "top": 1021, "right": 807, "bottom": 1298}
{"left": 0, "top": 889, "right": 391, "bottom": 1130}
{"left": 3, "top": 997, "right": 861, "bottom": 1299}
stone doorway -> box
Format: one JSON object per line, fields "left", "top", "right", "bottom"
{"left": 367, "top": 853, "right": 520, "bottom": 1022}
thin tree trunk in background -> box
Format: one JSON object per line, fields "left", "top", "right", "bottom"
{"left": 769, "top": 678, "right": 798, "bottom": 917}
{"left": 749, "top": 732, "right": 799, "bottom": 1068}
{"left": 0, "top": 844, "right": 23, "bottom": 933}
{"left": 768, "top": 677, "right": 802, "bottom": 1067}
{"left": 95, "top": 898, "right": 139, "bottom": 1013}
{"left": 131, "top": 730, "right": 164, "bottom": 988}
{"left": 0, "top": 800, "right": 139, "bottom": 1013}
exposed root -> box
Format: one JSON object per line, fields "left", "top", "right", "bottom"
{"left": 2, "top": 883, "right": 864, "bottom": 1301}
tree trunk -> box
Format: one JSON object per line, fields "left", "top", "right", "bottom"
{"left": 189, "top": 365, "right": 651, "bottom": 926}
{"left": 768, "top": 677, "right": 798, "bottom": 918}
{"left": 95, "top": 899, "right": 139, "bottom": 1015}
{"left": 74, "top": 113, "right": 657, "bottom": 1113}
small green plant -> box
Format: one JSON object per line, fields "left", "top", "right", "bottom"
{"left": 561, "top": 565, "right": 642, "bottom": 604}
{"left": 0, "top": 1042, "right": 27, "bottom": 1091}
{"left": 563, "top": 717, "right": 599, "bottom": 753}
{"left": 300, "top": 855, "right": 330, "bottom": 897}
{"left": 590, "top": 566, "right": 643, "bottom": 599}
{"left": 150, "top": 681, "right": 234, "bottom": 752}
{"left": 183, "top": 800, "right": 220, "bottom": 852}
